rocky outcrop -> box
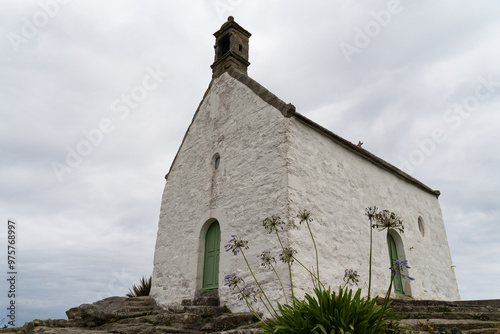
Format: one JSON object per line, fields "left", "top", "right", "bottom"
{"left": 65, "top": 296, "right": 160, "bottom": 327}
{"left": 3, "top": 296, "right": 499, "bottom": 334}
{"left": 8, "top": 294, "right": 261, "bottom": 334}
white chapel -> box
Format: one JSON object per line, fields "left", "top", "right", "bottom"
{"left": 151, "top": 17, "right": 460, "bottom": 314}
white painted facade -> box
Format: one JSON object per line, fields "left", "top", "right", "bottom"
{"left": 151, "top": 18, "right": 460, "bottom": 316}
{"left": 151, "top": 72, "right": 290, "bottom": 310}
{"left": 286, "top": 116, "right": 460, "bottom": 301}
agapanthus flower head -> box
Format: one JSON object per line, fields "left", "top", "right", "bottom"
{"left": 373, "top": 210, "right": 404, "bottom": 233}
{"left": 395, "top": 259, "right": 411, "bottom": 269}
{"left": 224, "top": 273, "right": 244, "bottom": 289}
{"left": 391, "top": 259, "right": 415, "bottom": 281}
{"left": 238, "top": 285, "right": 258, "bottom": 303}
{"left": 259, "top": 250, "right": 276, "bottom": 269}
{"left": 279, "top": 247, "right": 297, "bottom": 264}
{"left": 364, "top": 206, "right": 378, "bottom": 220}
{"left": 343, "top": 268, "right": 360, "bottom": 286}
{"left": 224, "top": 235, "right": 249, "bottom": 255}
{"left": 262, "top": 216, "right": 285, "bottom": 233}
{"left": 297, "top": 209, "right": 313, "bottom": 225}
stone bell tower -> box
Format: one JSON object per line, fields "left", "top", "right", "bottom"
{"left": 211, "top": 16, "right": 251, "bottom": 78}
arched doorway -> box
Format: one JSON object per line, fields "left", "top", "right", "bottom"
{"left": 202, "top": 221, "right": 220, "bottom": 289}
{"left": 388, "top": 234, "right": 404, "bottom": 295}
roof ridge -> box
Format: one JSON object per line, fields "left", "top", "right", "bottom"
{"left": 227, "top": 68, "right": 440, "bottom": 197}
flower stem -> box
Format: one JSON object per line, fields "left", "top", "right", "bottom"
{"left": 275, "top": 229, "right": 294, "bottom": 299}
{"left": 292, "top": 256, "right": 326, "bottom": 290}
{"left": 270, "top": 262, "right": 288, "bottom": 305}
{"left": 376, "top": 274, "right": 394, "bottom": 330}
{"left": 305, "top": 220, "right": 320, "bottom": 285}
{"left": 240, "top": 249, "right": 278, "bottom": 317}
{"left": 375, "top": 231, "right": 396, "bottom": 332}
{"left": 235, "top": 284, "right": 264, "bottom": 322}
{"left": 383, "top": 229, "right": 396, "bottom": 306}
{"left": 368, "top": 217, "right": 373, "bottom": 298}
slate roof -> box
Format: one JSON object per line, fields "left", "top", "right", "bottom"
{"left": 225, "top": 68, "right": 440, "bottom": 198}
{"left": 165, "top": 67, "right": 439, "bottom": 198}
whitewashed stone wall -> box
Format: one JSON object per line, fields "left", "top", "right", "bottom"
{"left": 152, "top": 71, "right": 460, "bottom": 317}
{"left": 151, "top": 72, "right": 291, "bottom": 315}
{"left": 285, "top": 117, "right": 460, "bottom": 301}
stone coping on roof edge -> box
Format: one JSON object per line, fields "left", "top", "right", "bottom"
{"left": 164, "top": 68, "right": 440, "bottom": 198}
{"left": 225, "top": 68, "right": 440, "bottom": 198}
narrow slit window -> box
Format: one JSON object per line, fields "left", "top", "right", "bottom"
{"left": 418, "top": 216, "right": 425, "bottom": 237}
{"left": 212, "top": 153, "right": 221, "bottom": 170}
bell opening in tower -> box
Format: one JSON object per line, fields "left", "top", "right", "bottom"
{"left": 219, "top": 34, "right": 230, "bottom": 57}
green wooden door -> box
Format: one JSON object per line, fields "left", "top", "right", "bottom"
{"left": 388, "top": 234, "right": 404, "bottom": 295}
{"left": 202, "top": 222, "right": 220, "bottom": 289}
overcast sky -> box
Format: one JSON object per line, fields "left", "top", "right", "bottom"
{"left": 1, "top": 0, "right": 499, "bottom": 327}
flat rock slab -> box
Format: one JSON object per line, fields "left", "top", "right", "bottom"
{"left": 18, "top": 326, "right": 206, "bottom": 334}
{"left": 400, "top": 318, "right": 500, "bottom": 331}
{"left": 25, "top": 328, "right": 107, "bottom": 334}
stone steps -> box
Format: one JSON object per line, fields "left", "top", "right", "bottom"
{"left": 387, "top": 299, "right": 500, "bottom": 333}
{"left": 123, "top": 296, "right": 161, "bottom": 315}
{"left": 400, "top": 311, "right": 500, "bottom": 321}
{"left": 400, "top": 318, "right": 500, "bottom": 332}
{"left": 391, "top": 303, "right": 500, "bottom": 313}
{"left": 397, "top": 306, "right": 500, "bottom": 314}
{"left": 181, "top": 297, "right": 220, "bottom": 307}
{"left": 103, "top": 291, "right": 259, "bottom": 333}
{"left": 169, "top": 304, "right": 222, "bottom": 316}
{"left": 100, "top": 322, "right": 206, "bottom": 334}
{"left": 200, "top": 313, "right": 259, "bottom": 332}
